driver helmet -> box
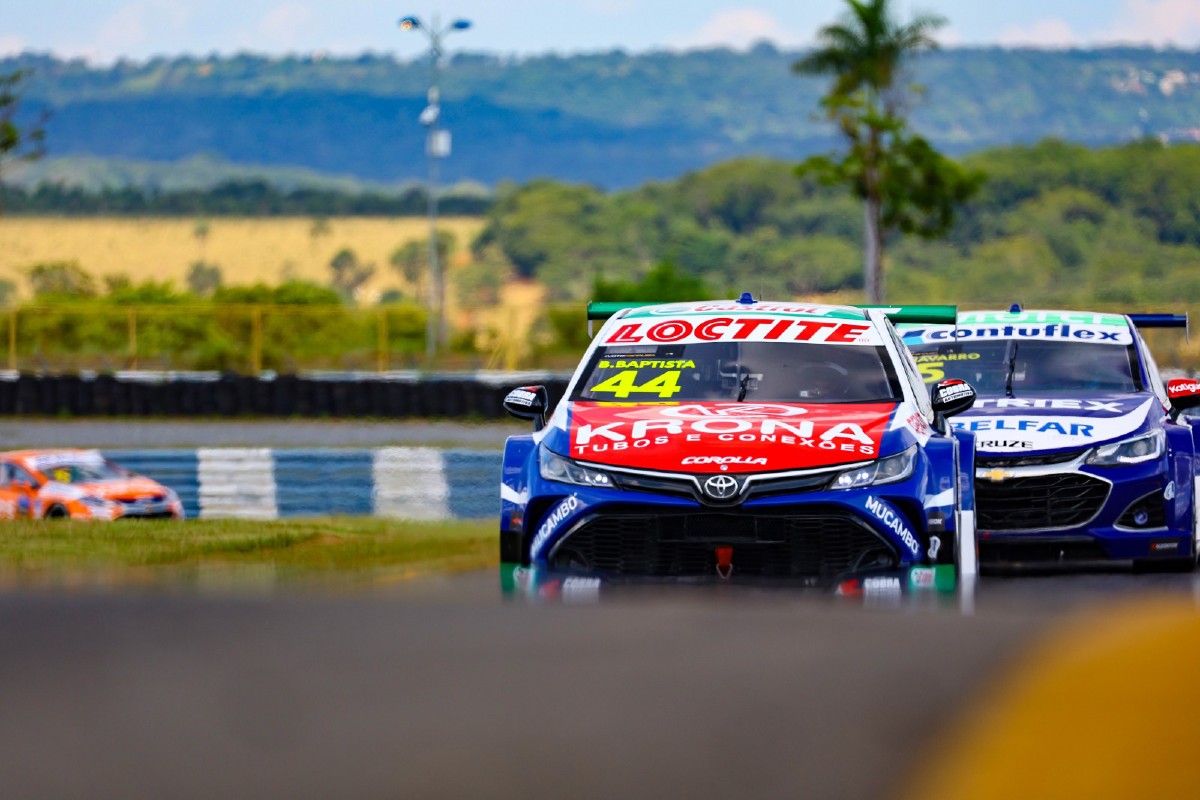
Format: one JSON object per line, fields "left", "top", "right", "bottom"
{"left": 797, "top": 361, "right": 851, "bottom": 400}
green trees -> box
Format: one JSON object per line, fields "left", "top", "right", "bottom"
{"left": 390, "top": 230, "right": 456, "bottom": 300}
{"left": 27, "top": 261, "right": 95, "bottom": 299}
{"left": 0, "top": 70, "right": 45, "bottom": 189}
{"left": 329, "top": 248, "right": 375, "bottom": 301}
{"left": 794, "top": 0, "right": 982, "bottom": 302}
{"left": 470, "top": 139, "right": 1200, "bottom": 313}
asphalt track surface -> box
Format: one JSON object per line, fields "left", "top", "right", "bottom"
{"left": 2, "top": 419, "right": 1198, "bottom": 797}
{"left": 0, "top": 569, "right": 1197, "bottom": 800}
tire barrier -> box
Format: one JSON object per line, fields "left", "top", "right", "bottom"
{"left": 103, "top": 447, "right": 502, "bottom": 520}
{"left": 0, "top": 372, "right": 571, "bottom": 419}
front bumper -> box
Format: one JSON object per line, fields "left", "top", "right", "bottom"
{"left": 974, "top": 455, "right": 1193, "bottom": 564}
{"left": 509, "top": 473, "right": 947, "bottom": 584}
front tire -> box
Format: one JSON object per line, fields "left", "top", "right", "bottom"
{"left": 43, "top": 504, "right": 70, "bottom": 519}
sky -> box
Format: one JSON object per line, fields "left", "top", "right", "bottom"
{"left": 2, "top": 0, "right": 1200, "bottom": 63}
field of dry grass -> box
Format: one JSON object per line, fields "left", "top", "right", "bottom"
{"left": 0, "top": 216, "right": 564, "bottom": 368}
{"left": 0, "top": 216, "right": 486, "bottom": 303}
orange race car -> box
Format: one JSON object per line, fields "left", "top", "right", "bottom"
{"left": 0, "top": 450, "right": 184, "bottom": 521}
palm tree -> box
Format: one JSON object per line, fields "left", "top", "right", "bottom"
{"left": 794, "top": 0, "right": 946, "bottom": 303}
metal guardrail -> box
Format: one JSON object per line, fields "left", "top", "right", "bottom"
{"left": 5, "top": 304, "right": 439, "bottom": 374}
{"left": 105, "top": 447, "right": 502, "bottom": 520}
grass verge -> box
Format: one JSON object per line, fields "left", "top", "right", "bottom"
{"left": 0, "top": 517, "right": 497, "bottom": 590}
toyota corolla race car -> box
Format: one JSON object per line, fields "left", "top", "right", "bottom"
{"left": 900, "top": 308, "right": 1199, "bottom": 569}
{"left": 499, "top": 296, "right": 979, "bottom": 592}
{"left": 0, "top": 450, "right": 184, "bottom": 520}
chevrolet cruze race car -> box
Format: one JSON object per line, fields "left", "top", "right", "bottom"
{"left": 900, "top": 308, "right": 1199, "bottom": 569}
{"left": 0, "top": 450, "right": 184, "bottom": 521}
{"left": 500, "top": 296, "right": 979, "bottom": 590}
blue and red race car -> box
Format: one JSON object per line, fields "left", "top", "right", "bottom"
{"left": 500, "top": 296, "right": 979, "bottom": 592}
{"left": 900, "top": 308, "right": 1200, "bottom": 569}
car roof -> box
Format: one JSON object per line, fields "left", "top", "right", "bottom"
{"left": 1, "top": 450, "right": 104, "bottom": 470}
{"left": 955, "top": 309, "right": 1132, "bottom": 329}
{"left": 617, "top": 300, "right": 871, "bottom": 321}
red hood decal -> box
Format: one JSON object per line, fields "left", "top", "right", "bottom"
{"left": 567, "top": 401, "right": 896, "bottom": 474}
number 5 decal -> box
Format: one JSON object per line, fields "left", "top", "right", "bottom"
{"left": 917, "top": 361, "right": 944, "bottom": 383}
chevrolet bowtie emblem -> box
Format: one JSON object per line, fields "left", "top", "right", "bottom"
{"left": 980, "top": 468, "right": 1013, "bottom": 482}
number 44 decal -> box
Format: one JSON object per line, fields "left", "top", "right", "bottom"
{"left": 590, "top": 370, "right": 683, "bottom": 399}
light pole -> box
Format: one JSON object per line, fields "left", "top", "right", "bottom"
{"left": 399, "top": 14, "right": 472, "bottom": 361}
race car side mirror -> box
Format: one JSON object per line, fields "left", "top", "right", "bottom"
{"left": 1166, "top": 378, "right": 1200, "bottom": 421}
{"left": 503, "top": 385, "right": 550, "bottom": 431}
{"left": 931, "top": 379, "right": 976, "bottom": 429}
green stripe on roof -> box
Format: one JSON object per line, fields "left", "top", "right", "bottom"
{"left": 958, "top": 311, "right": 1129, "bottom": 327}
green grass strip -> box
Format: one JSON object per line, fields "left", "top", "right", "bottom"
{"left": 0, "top": 518, "right": 497, "bottom": 589}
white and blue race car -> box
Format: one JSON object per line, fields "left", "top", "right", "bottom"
{"left": 900, "top": 308, "right": 1200, "bottom": 570}
{"left": 499, "top": 296, "right": 980, "bottom": 593}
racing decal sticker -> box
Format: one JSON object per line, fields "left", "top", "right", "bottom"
{"left": 909, "top": 323, "right": 1131, "bottom": 346}
{"left": 567, "top": 401, "right": 897, "bottom": 473}
{"left": 629, "top": 302, "right": 865, "bottom": 320}
{"left": 587, "top": 358, "right": 695, "bottom": 399}
{"left": 889, "top": 402, "right": 932, "bottom": 445}
{"left": 912, "top": 351, "right": 980, "bottom": 383}
{"left": 531, "top": 494, "right": 585, "bottom": 560}
{"left": 1167, "top": 378, "right": 1200, "bottom": 401}
{"left": 958, "top": 311, "right": 1128, "bottom": 326}
{"left": 602, "top": 316, "right": 882, "bottom": 347}
{"left": 29, "top": 451, "right": 106, "bottom": 471}
{"left": 862, "top": 495, "right": 922, "bottom": 557}
{"left": 954, "top": 398, "right": 1154, "bottom": 452}
{"left": 971, "top": 397, "right": 1134, "bottom": 413}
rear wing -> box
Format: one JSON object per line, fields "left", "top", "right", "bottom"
{"left": 1128, "top": 313, "right": 1187, "bottom": 329}
{"left": 857, "top": 305, "right": 958, "bottom": 324}
{"left": 1129, "top": 313, "right": 1189, "bottom": 342}
{"left": 585, "top": 300, "right": 957, "bottom": 336}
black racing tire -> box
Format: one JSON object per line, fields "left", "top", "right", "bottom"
{"left": 499, "top": 528, "right": 527, "bottom": 566}
{"left": 43, "top": 504, "right": 70, "bottom": 519}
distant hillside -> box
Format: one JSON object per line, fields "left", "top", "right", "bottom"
{"left": 4, "top": 46, "right": 1200, "bottom": 188}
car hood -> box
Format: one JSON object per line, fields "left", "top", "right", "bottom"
{"left": 43, "top": 477, "right": 167, "bottom": 502}
{"left": 546, "top": 400, "right": 901, "bottom": 474}
{"left": 952, "top": 392, "right": 1159, "bottom": 454}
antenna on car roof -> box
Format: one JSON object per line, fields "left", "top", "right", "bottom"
{"left": 1009, "top": 303, "right": 1022, "bottom": 313}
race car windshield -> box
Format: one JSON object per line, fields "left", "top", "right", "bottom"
{"left": 37, "top": 460, "right": 130, "bottom": 484}
{"left": 572, "top": 341, "right": 903, "bottom": 403}
{"left": 909, "top": 341, "right": 1142, "bottom": 395}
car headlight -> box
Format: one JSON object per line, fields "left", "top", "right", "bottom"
{"left": 1086, "top": 429, "right": 1165, "bottom": 466}
{"left": 79, "top": 496, "right": 114, "bottom": 508}
{"left": 833, "top": 445, "right": 917, "bottom": 490}
{"left": 539, "top": 446, "right": 615, "bottom": 488}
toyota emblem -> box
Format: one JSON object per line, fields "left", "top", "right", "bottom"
{"left": 702, "top": 474, "right": 740, "bottom": 501}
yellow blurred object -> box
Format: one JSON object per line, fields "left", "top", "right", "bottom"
{"left": 908, "top": 597, "right": 1200, "bottom": 800}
